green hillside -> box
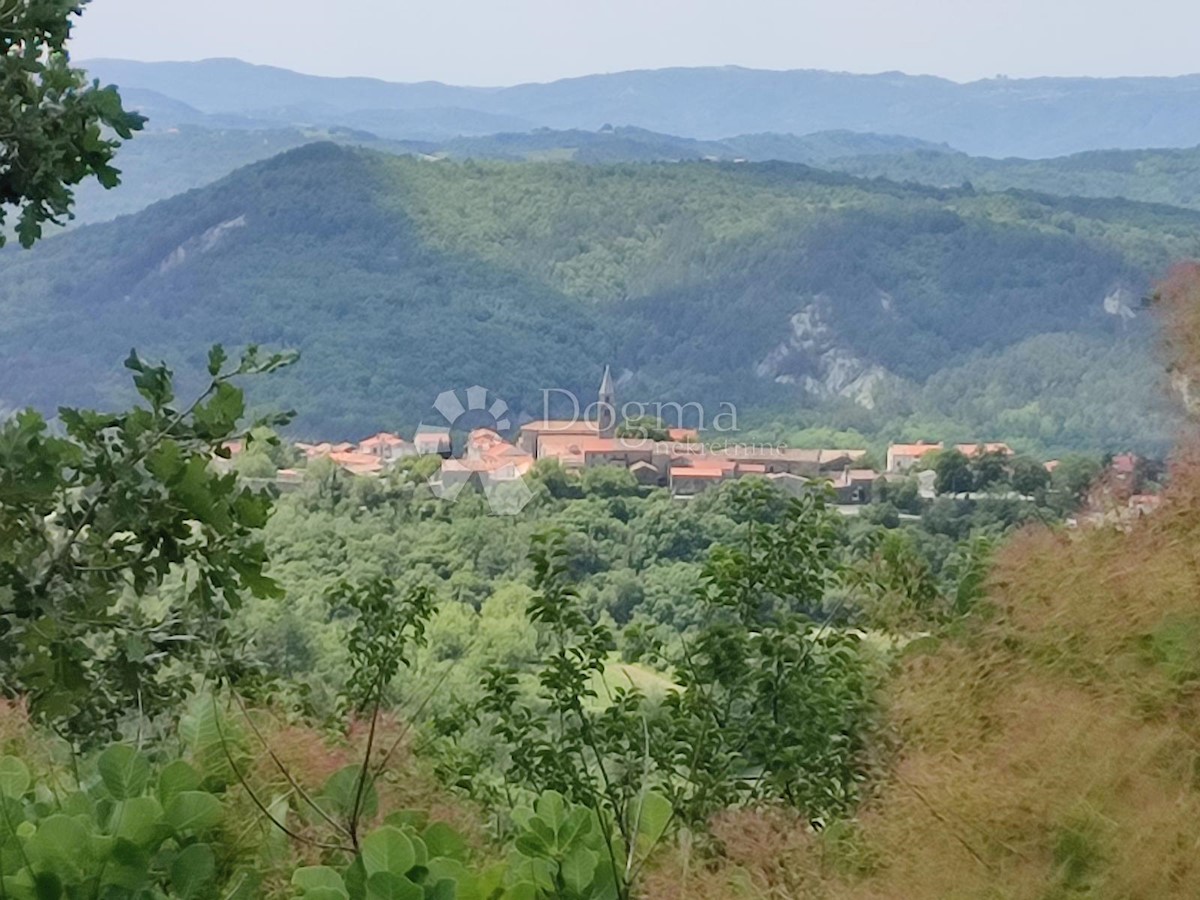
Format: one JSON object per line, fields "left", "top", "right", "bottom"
{"left": 0, "top": 144, "right": 1191, "bottom": 450}
{"left": 826, "top": 144, "right": 1200, "bottom": 210}
{"left": 55, "top": 125, "right": 954, "bottom": 229}
{"left": 59, "top": 124, "right": 1200, "bottom": 235}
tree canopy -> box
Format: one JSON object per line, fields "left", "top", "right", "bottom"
{"left": 1, "top": 0, "right": 144, "bottom": 246}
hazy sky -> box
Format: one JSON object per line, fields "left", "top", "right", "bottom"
{"left": 73, "top": 0, "right": 1199, "bottom": 85}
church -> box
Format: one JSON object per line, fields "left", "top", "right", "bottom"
{"left": 513, "top": 368, "right": 870, "bottom": 495}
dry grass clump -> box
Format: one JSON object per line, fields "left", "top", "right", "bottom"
{"left": 245, "top": 710, "right": 489, "bottom": 848}
{"left": 1158, "top": 261, "right": 1200, "bottom": 392}
{"left": 0, "top": 697, "right": 30, "bottom": 751}
{"left": 807, "top": 472, "right": 1200, "bottom": 898}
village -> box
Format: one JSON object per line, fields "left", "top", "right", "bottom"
{"left": 226, "top": 369, "right": 1114, "bottom": 508}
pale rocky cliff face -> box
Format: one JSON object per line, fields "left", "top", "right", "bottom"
{"left": 158, "top": 215, "right": 247, "bottom": 274}
{"left": 755, "top": 296, "right": 896, "bottom": 409}
{"left": 1170, "top": 370, "right": 1200, "bottom": 418}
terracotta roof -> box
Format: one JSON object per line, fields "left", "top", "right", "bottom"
{"left": 889, "top": 442, "right": 943, "bottom": 457}
{"left": 671, "top": 466, "right": 726, "bottom": 479}
{"left": 1112, "top": 453, "right": 1139, "bottom": 474}
{"left": 298, "top": 441, "right": 356, "bottom": 459}
{"left": 359, "top": 431, "right": 408, "bottom": 449}
{"left": 328, "top": 451, "right": 384, "bottom": 475}
{"left": 443, "top": 456, "right": 531, "bottom": 475}
{"left": 414, "top": 431, "right": 451, "bottom": 450}
{"left": 329, "top": 451, "right": 382, "bottom": 465}
{"left": 538, "top": 435, "right": 655, "bottom": 456}
{"left": 738, "top": 464, "right": 767, "bottom": 474}
{"left": 668, "top": 428, "right": 700, "bottom": 441}
{"left": 465, "top": 428, "right": 506, "bottom": 452}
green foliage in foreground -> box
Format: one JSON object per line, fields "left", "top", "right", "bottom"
{"left": 0, "top": 348, "right": 1079, "bottom": 900}
{"left": 0, "top": 739, "right": 620, "bottom": 900}
{"left": 0, "top": 0, "right": 144, "bottom": 246}
{"left": 434, "top": 497, "right": 872, "bottom": 852}
{"left": 0, "top": 346, "right": 295, "bottom": 740}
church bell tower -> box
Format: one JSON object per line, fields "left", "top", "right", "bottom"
{"left": 598, "top": 365, "right": 617, "bottom": 438}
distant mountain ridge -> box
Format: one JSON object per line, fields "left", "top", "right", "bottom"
{"left": 82, "top": 58, "right": 1200, "bottom": 157}
{"left": 58, "top": 121, "right": 1200, "bottom": 231}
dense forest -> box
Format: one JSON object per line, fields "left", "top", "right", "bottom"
{"left": 0, "top": 145, "right": 1191, "bottom": 453}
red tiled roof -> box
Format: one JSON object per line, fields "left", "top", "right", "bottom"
{"left": 1112, "top": 453, "right": 1139, "bottom": 474}
{"left": 671, "top": 466, "right": 726, "bottom": 479}
{"left": 889, "top": 442, "right": 943, "bottom": 457}
{"left": 359, "top": 431, "right": 408, "bottom": 449}
{"left": 329, "top": 451, "right": 382, "bottom": 465}
{"left": 538, "top": 435, "right": 655, "bottom": 455}
{"left": 327, "top": 451, "right": 384, "bottom": 475}
{"left": 298, "top": 441, "right": 356, "bottom": 459}
{"left": 414, "top": 431, "right": 451, "bottom": 449}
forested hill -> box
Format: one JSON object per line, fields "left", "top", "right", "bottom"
{"left": 84, "top": 58, "right": 1200, "bottom": 157}
{"left": 54, "top": 125, "right": 953, "bottom": 229}
{"left": 57, "top": 124, "right": 1200, "bottom": 233}
{"left": 0, "top": 144, "right": 1192, "bottom": 450}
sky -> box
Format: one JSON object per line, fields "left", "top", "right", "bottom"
{"left": 72, "top": 0, "right": 1200, "bottom": 86}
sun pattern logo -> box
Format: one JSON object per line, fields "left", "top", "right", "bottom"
{"left": 419, "top": 386, "right": 535, "bottom": 516}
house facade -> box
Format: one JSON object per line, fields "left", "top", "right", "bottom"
{"left": 886, "top": 441, "right": 943, "bottom": 472}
